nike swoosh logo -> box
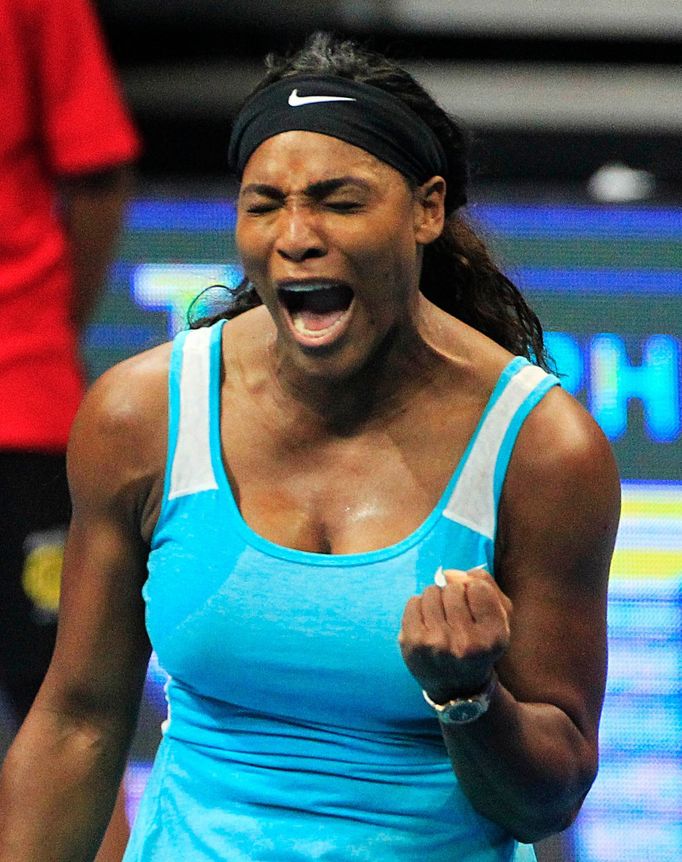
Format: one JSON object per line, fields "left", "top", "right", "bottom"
{"left": 288, "top": 89, "right": 357, "bottom": 107}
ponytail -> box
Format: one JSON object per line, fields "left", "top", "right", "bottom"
{"left": 421, "top": 215, "right": 551, "bottom": 370}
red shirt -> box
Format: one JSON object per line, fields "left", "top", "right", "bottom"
{"left": 0, "top": 0, "right": 140, "bottom": 450}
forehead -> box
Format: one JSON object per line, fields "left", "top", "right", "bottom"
{"left": 241, "top": 130, "right": 405, "bottom": 188}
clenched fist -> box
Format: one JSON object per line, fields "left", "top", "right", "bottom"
{"left": 398, "top": 567, "right": 512, "bottom": 704}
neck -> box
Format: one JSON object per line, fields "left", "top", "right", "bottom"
{"left": 268, "top": 303, "right": 450, "bottom": 434}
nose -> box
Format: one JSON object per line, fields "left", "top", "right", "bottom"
{"left": 275, "top": 206, "right": 326, "bottom": 263}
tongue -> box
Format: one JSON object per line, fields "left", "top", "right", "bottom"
{"left": 293, "top": 308, "right": 346, "bottom": 332}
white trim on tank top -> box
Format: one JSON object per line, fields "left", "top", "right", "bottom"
{"left": 168, "top": 328, "right": 548, "bottom": 542}
{"left": 442, "top": 363, "right": 548, "bottom": 540}
{"left": 169, "top": 326, "right": 218, "bottom": 499}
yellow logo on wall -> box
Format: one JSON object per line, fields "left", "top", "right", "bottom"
{"left": 22, "top": 529, "right": 66, "bottom": 615}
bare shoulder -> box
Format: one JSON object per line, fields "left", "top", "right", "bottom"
{"left": 68, "top": 342, "right": 172, "bottom": 522}
{"left": 70, "top": 341, "right": 171, "bottom": 454}
{"left": 499, "top": 384, "right": 621, "bottom": 584}
{"left": 509, "top": 385, "right": 620, "bottom": 509}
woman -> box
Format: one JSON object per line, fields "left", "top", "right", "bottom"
{"left": 0, "top": 33, "right": 620, "bottom": 862}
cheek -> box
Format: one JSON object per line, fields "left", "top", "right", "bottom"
{"left": 351, "top": 227, "right": 418, "bottom": 292}
{"left": 345, "top": 228, "right": 403, "bottom": 271}
{"left": 235, "top": 222, "right": 269, "bottom": 281}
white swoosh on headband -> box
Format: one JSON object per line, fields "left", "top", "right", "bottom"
{"left": 288, "top": 89, "right": 357, "bottom": 107}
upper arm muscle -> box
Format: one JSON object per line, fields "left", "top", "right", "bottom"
{"left": 495, "top": 388, "right": 620, "bottom": 741}
{"left": 38, "top": 348, "right": 169, "bottom": 724}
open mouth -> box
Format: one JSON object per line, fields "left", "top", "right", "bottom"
{"left": 278, "top": 281, "right": 355, "bottom": 340}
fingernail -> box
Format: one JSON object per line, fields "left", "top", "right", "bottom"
{"left": 435, "top": 565, "right": 487, "bottom": 587}
{"left": 442, "top": 568, "right": 467, "bottom": 584}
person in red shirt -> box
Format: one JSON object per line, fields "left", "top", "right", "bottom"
{"left": 0, "top": 0, "right": 140, "bottom": 857}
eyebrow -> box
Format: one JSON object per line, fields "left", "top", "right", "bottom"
{"left": 240, "top": 176, "right": 373, "bottom": 199}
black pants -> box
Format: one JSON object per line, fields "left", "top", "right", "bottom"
{"left": 0, "top": 452, "right": 70, "bottom": 721}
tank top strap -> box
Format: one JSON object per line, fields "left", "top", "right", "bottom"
{"left": 442, "top": 358, "right": 560, "bottom": 541}
{"left": 165, "top": 320, "right": 226, "bottom": 501}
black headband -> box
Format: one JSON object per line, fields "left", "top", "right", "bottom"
{"left": 228, "top": 76, "right": 457, "bottom": 210}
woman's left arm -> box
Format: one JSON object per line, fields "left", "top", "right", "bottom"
{"left": 399, "top": 388, "right": 621, "bottom": 843}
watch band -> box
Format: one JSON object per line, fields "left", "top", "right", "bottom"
{"left": 422, "top": 671, "right": 498, "bottom": 725}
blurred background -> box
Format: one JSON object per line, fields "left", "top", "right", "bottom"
{"left": 3, "top": 2, "right": 682, "bottom": 860}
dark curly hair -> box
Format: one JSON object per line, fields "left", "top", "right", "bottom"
{"left": 189, "top": 32, "right": 551, "bottom": 371}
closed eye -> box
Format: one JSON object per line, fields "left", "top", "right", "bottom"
{"left": 245, "top": 202, "right": 280, "bottom": 214}
{"left": 326, "top": 200, "right": 363, "bottom": 212}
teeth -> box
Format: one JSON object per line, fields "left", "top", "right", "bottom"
{"left": 293, "top": 314, "right": 307, "bottom": 333}
{"left": 291, "top": 310, "right": 348, "bottom": 335}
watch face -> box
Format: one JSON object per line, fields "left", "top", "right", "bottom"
{"left": 440, "top": 699, "right": 485, "bottom": 725}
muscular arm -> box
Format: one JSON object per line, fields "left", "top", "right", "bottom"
{"left": 0, "top": 351, "right": 168, "bottom": 860}
{"left": 401, "top": 389, "right": 620, "bottom": 842}
{"left": 60, "top": 165, "right": 134, "bottom": 333}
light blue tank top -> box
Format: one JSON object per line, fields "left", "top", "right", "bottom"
{"left": 124, "top": 319, "right": 559, "bottom": 862}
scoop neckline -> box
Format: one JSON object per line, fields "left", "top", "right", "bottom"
{"left": 208, "top": 320, "right": 526, "bottom": 566}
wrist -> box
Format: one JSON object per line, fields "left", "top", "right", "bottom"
{"left": 423, "top": 670, "right": 496, "bottom": 705}
{"left": 422, "top": 671, "right": 499, "bottom": 725}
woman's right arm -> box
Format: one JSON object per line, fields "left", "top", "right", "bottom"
{"left": 0, "top": 351, "right": 168, "bottom": 861}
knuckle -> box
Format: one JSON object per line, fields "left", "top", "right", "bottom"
{"left": 423, "top": 633, "right": 448, "bottom": 653}
{"left": 469, "top": 578, "right": 493, "bottom": 598}
{"left": 410, "top": 634, "right": 449, "bottom": 660}
{"left": 455, "top": 642, "right": 487, "bottom": 663}
{"left": 453, "top": 631, "right": 505, "bottom": 662}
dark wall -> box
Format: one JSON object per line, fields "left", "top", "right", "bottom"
{"left": 94, "top": 2, "right": 682, "bottom": 193}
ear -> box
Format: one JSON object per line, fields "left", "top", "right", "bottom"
{"left": 413, "top": 176, "right": 446, "bottom": 245}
